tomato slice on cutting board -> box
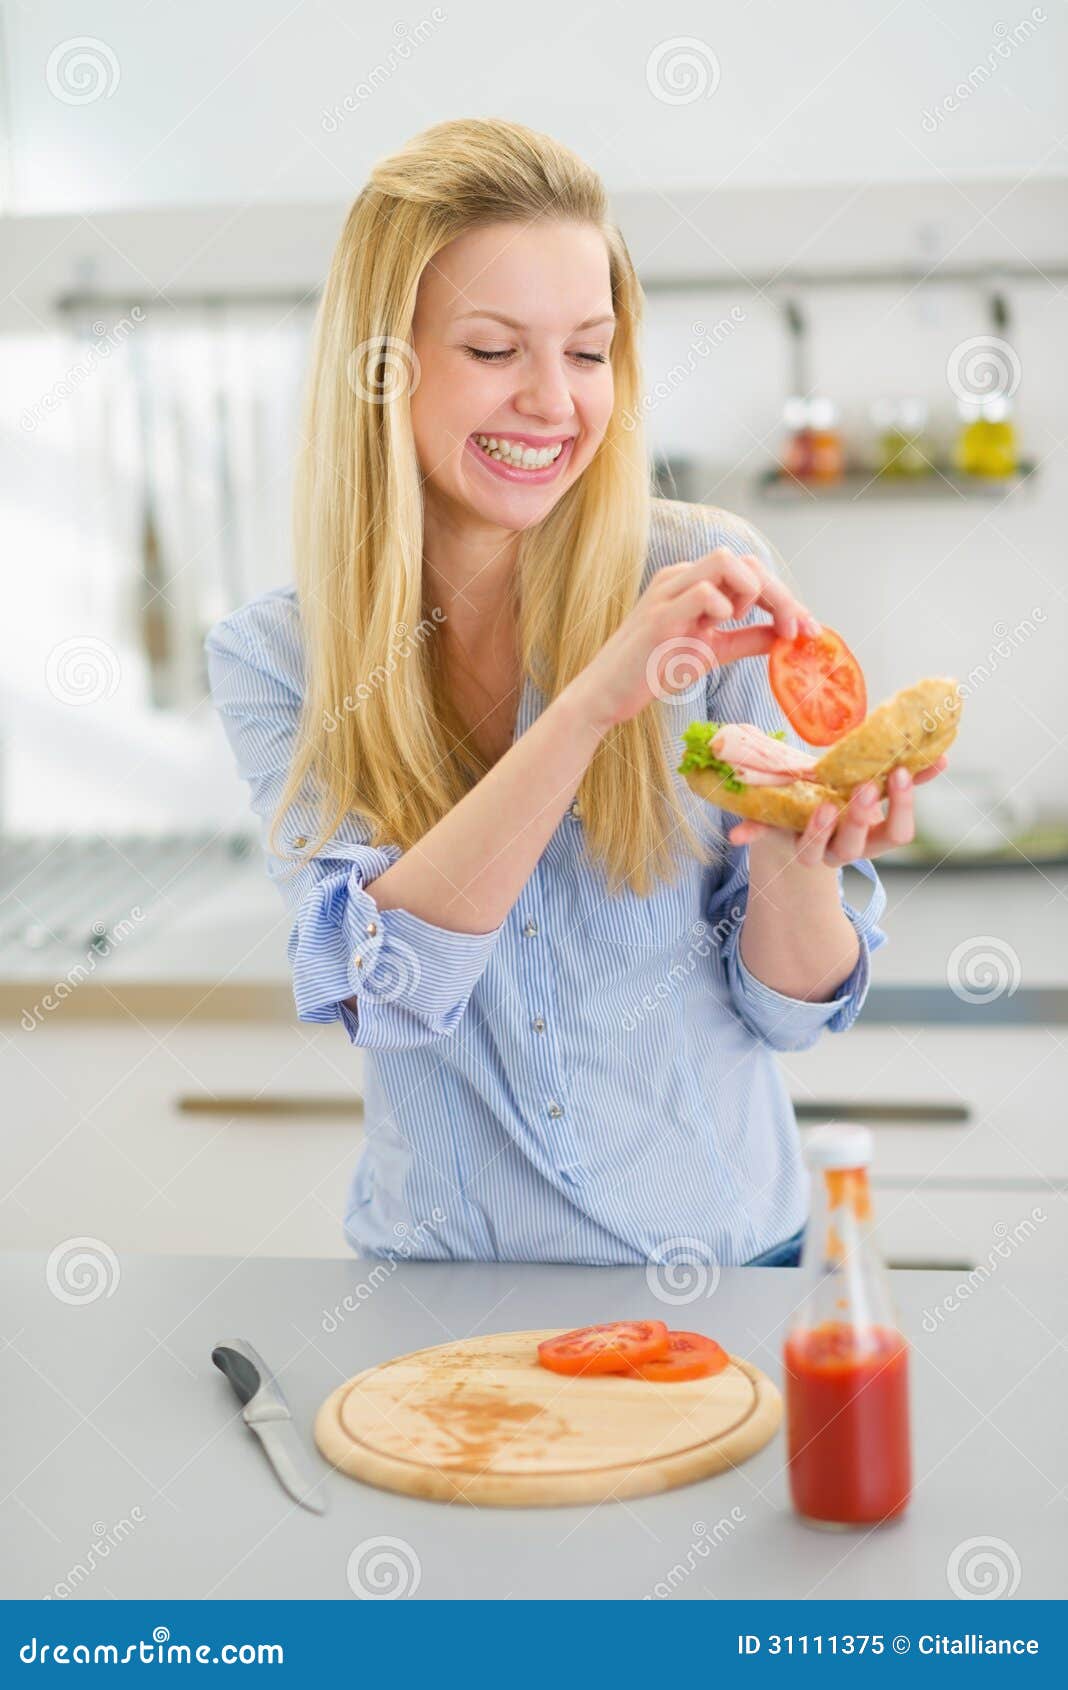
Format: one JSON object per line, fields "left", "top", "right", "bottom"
{"left": 537, "top": 1320, "right": 669, "bottom": 1376}
{"left": 626, "top": 1331, "right": 730, "bottom": 1383}
{"left": 769, "top": 625, "right": 867, "bottom": 747}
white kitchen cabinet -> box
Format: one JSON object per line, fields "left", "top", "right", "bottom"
{"left": 782, "top": 1024, "right": 1067, "bottom": 1270}
{"left": 2, "top": 1020, "right": 365, "bottom": 1258}
{"left": 5, "top": 1014, "right": 1064, "bottom": 1270}
{"left": 866, "top": 1185, "right": 1064, "bottom": 1276}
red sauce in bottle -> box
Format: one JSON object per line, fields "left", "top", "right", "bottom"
{"left": 785, "top": 1321, "right": 912, "bottom": 1525}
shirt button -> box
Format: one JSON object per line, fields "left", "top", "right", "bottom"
{"left": 523, "top": 918, "right": 538, "bottom": 937}
{"left": 531, "top": 1015, "right": 546, "bottom": 1034}
{"left": 351, "top": 952, "right": 363, "bottom": 970}
{"left": 547, "top": 1101, "right": 563, "bottom": 1118}
{"left": 292, "top": 835, "right": 308, "bottom": 848}
{"left": 568, "top": 799, "right": 581, "bottom": 819}
{"left": 365, "top": 921, "right": 378, "bottom": 937}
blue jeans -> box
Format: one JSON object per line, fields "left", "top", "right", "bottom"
{"left": 744, "top": 1221, "right": 806, "bottom": 1267}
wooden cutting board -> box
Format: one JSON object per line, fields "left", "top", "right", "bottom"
{"left": 315, "top": 1328, "right": 781, "bottom": 1507}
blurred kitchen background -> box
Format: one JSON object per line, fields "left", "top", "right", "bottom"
{"left": 2, "top": 1, "right": 1065, "bottom": 1268}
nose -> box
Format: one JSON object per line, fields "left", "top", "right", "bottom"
{"left": 513, "top": 350, "right": 576, "bottom": 426}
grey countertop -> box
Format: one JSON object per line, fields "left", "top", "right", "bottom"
{"left": 1, "top": 855, "right": 1065, "bottom": 1018}
{"left": 3, "top": 1253, "right": 1065, "bottom": 1600}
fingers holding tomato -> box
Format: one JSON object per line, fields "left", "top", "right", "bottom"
{"left": 663, "top": 549, "right": 820, "bottom": 643}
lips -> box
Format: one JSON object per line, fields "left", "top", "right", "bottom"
{"left": 465, "top": 432, "right": 575, "bottom": 486}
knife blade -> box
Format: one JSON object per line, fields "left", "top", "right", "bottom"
{"left": 211, "top": 1339, "right": 327, "bottom": 1515}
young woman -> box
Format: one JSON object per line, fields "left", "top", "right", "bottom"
{"left": 206, "top": 118, "right": 946, "bottom": 1270}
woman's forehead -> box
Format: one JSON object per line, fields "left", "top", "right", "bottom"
{"left": 416, "top": 221, "right": 613, "bottom": 322}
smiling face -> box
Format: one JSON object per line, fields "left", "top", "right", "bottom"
{"left": 410, "top": 219, "right": 616, "bottom": 537}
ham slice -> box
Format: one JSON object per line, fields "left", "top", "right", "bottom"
{"left": 711, "top": 723, "right": 819, "bottom": 787}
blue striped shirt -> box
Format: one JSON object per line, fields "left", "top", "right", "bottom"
{"left": 204, "top": 499, "right": 886, "bottom": 1266}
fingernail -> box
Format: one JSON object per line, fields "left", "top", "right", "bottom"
{"left": 803, "top": 615, "right": 822, "bottom": 637}
{"left": 859, "top": 783, "right": 879, "bottom": 806}
{"left": 892, "top": 767, "right": 911, "bottom": 789}
{"left": 816, "top": 805, "right": 836, "bottom": 828}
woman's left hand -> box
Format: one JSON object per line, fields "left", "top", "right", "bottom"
{"left": 727, "top": 755, "right": 950, "bottom": 866}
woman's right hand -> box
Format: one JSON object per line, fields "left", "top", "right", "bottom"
{"left": 569, "top": 548, "right": 822, "bottom": 733}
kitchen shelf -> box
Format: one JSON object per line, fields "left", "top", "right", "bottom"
{"left": 754, "top": 463, "right": 1037, "bottom": 503}
{"left": 878, "top": 823, "right": 1068, "bottom": 872}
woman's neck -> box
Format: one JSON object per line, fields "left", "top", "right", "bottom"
{"left": 422, "top": 499, "right": 523, "bottom": 763}
{"left": 422, "top": 496, "right": 520, "bottom": 640}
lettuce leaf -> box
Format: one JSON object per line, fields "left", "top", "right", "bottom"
{"left": 677, "top": 721, "right": 745, "bottom": 791}
{"left": 677, "top": 721, "right": 790, "bottom": 789}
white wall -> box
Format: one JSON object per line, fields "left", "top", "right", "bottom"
{"left": 4, "top": 0, "right": 1065, "bottom": 835}
{"left": 641, "top": 278, "right": 1067, "bottom": 815}
{"left": 6, "top": 0, "right": 1065, "bottom": 214}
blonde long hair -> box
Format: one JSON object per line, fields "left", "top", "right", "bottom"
{"left": 270, "top": 116, "right": 706, "bottom": 896}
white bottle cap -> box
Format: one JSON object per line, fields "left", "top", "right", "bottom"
{"left": 803, "top": 1122, "right": 874, "bottom": 1170}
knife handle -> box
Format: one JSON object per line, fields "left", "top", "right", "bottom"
{"left": 211, "top": 1341, "right": 266, "bottom": 1406}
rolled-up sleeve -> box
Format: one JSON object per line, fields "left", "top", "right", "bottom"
{"left": 204, "top": 606, "right": 502, "bottom": 1048}
{"left": 692, "top": 507, "right": 888, "bottom": 1053}
{"left": 709, "top": 855, "right": 887, "bottom": 1052}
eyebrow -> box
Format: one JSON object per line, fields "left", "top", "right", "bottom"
{"left": 453, "top": 309, "right": 615, "bottom": 331}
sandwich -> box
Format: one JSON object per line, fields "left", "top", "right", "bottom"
{"left": 678, "top": 677, "right": 962, "bottom": 832}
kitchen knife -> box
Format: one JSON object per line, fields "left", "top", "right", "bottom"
{"left": 211, "top": 1339, "right": 327, "bottom": 1515}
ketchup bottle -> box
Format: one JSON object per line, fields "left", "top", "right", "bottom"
{"left": 784, "top": 1125, "right": 912, "bottom": 1528}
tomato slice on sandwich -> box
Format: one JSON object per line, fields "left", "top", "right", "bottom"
{"left": 537, "top": 1320, "right": 669, "bottom": 1376}
{"left": 769, "top": 625, "right": 866, "bottom": 747}
{"left": 626, "top": 1331, "right": 730, "bottom": 1382}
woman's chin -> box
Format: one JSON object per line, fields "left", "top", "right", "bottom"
{"left": 461, "top": 466, "right": 578, "bottom": 526}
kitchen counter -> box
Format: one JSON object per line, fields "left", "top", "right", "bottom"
{"left": 4, "top": 1253, "right": 1064, "bottom": 1600}
{"left": 2, "top": 853, "right": 1066, "bottom": 1023}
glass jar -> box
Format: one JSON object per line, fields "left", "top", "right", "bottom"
{"left": 873, "top": 397, "right": 932, "bottom": 477}
{"left": 955, "top": 395, "right": 1018, "bottom": 478}
{"left": 780, "top": 396, "right": 844, "bottom": 485}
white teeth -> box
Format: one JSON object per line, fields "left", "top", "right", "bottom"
{"left": 473, "top": 435, "right": 566, "bottom": 470}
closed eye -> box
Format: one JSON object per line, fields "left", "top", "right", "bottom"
{"left": 464, "top": 347, "right": 607, "bottom": 365}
